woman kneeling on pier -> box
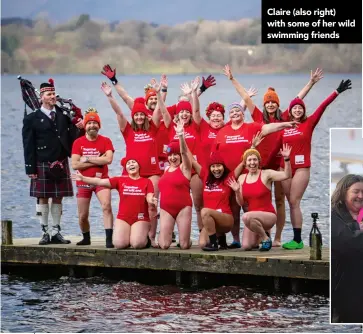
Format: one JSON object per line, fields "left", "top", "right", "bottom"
{"left": 158, "top": 119, "right": 192, "bottom": 249}
{"left": 72, "top": 156, "right": 157, "bottom": 249}
{"left": 229, "top": 144, "right": 292, "bottom": 251}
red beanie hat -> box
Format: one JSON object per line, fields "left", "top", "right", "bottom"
{"left": 166, "top": 140, "right": 180, "bottom": 155}
{"left": 83, "top": 108, "right": 101, "bottom": 128}
{"left": 176, "top": 101, "right": 192, "bottom": 114}
{"left": 134, "top": 97, "right": 146, "bottom": 104}
{"left": 206, "top": 102, "right": 225, "bottom": 118}
{"left": 289, "top": 97, "right": 306, "bottom": 113}
{"left": 145, "top": 89, "right": 157, "bottom": 103}
{"left": 209, "top": 151, "right": 225, "bottom": 166}
{"left": 263, "top": 87, "right": 280, "bottom": 106}
{"left": 131, "top": 102, "right": 149, "bottom": 118}
{"left": 121, "top": 155, "right": 140, "bottom": 169}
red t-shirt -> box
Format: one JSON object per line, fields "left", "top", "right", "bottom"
{"left": 72, "top": 135, "right": 114, "bottom": 187}
{"left": 166, "top": 120, "right": 201, "bottom": 160}
{"left": 199, "top": 119, "right": 223, "bottom": 168}
{"left": 200, "top": 168, "right": 232, "bottom": 214}
{"left": 109, "top": 176, "right": 154, "bottom": 221}
{"left": 281, "top": 91, "right": 338, "bottom": 170}
{"left": 251, "top": 106, "right": 286, "bottom": 170}
{"left": 122, "top": 121, "right": 161, "bottom": 177}
{"left": 212, "top": 122, "right": 262, "bottom": 172}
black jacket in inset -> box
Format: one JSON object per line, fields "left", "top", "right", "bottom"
{"left": 22, "top": 106, "right": 79, "bottom": 174}
{"left": 331, "top": 207, "right": 363, "bottom": 323}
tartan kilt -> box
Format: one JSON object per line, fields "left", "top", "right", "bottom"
{"left": 30, "top": 159, "right": 74, "bottom": 198}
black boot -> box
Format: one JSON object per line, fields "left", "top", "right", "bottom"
{"left": 39, "top": 225, "right": 50, "bottom": 245}
{"left": 218, "top": 234, "right": 228, "bottom": 250}
{"left": 50, "top": 225, "right": 71, "bottom": 244}
{"left": 202, "top": 233, "right": 218, "bottom": 251}
{"left": 105, "top": 229, "right": 114, "bottom": 248}
{"left": 77, "top": 231, "right": 91, "bottom": 246}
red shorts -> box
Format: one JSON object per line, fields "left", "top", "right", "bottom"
{"left": 76, "top": 186, "right": 109, "bottom": 199}
{"left": 116, "top": 215, "right": 150, "bottom": 226}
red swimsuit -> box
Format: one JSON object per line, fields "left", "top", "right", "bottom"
{"left": 158, "top": 166, "right": 192, "bottom": 219}
{"left": 241, "top": 171, "right": 276, "bottom": 214}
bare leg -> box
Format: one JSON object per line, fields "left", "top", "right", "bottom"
{"left": 198, "top": 228, "right": 209, "bottom": 248}
{"left": 273, "top": 181, "right": 286, "bottom": 247}
{"left": 176, "top": 206, "right": 192, "bottom": 249}
{"left": 130, "top": 221, "right": 151, "bottom": 249}
{"left": 113, "top": 219, "right": 131, "bottom": 249}
{"left": 95, "top": 189, "right": 113, "bottom": 229}
{"left": 190, "top": 174, "right": 203, "bottom": 231}
{"left": 158, "top": 209, "right": 176, "bottom": 250}
{"left": 230, "top": 194, "right": 241, "bottom": 244}
{"left": 77, "top": 197, "right": 91, "bottom": 233}
{"left": 148, "top": 175, "right": 160, "bottom": 247}
{"left": 241, "top": 227, "right": 260, "bottom": 250}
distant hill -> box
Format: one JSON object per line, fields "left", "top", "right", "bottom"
{"left": 1, "top": 0, "right": 261, "bottom": 25}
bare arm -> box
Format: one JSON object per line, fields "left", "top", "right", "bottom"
{"left": 297, "top": 68, "right": 324, "bottom": 100}
{"left": 191, "top": 77, "right": 201, "bottom": 125}
{"left": 235, "top": 176, "right": 244, "bottom": 206}
{"left": 223, "top": 65, "right": 255, "bottom": 113}
{"left": 101, "top": 82, "right": 128, "bottom": 132}
{"left": 84, "top": 150, "right": 114, "bottom": 166}
{"left": 72, "top": 172, "right": 112, "bottom": 187}
{"left": 160, "top": 74, "right": 168, "bottom": 103}
{"left": 152, "top": 80, "right": 169, "bottom": 127}
{"left": 261, "top": 121, "right": 296, "bottom": 137}
{"left": 175, "top": 120, "right": 192, "bottom": 177}
{"left": 264, "top": 143, "right": 292, "bottom": 182}
{"left": 71, "top": 154, "right": 95, "bottom": 170}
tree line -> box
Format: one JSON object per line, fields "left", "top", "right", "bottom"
{"left": 1, "top": 15, "right": 361, "bottom": 74}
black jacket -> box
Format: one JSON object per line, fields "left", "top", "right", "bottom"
{"left": 331, "top": 208, "right": 363, "bottom": 323}
{"left": 22, "top": 106, "right": 79, "bottom": 174}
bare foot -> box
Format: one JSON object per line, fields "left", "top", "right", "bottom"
{"left": 151, "top": 239, "right": 159, "bottom": 248}
{"left": 272, "top": 240, "right": 281, "bottom": 247}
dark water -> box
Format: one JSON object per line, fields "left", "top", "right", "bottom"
{"left": 1, "top": 275, "right": 361, "bottom": 333}
{"left": 1, "top": 73, "right": 362, "bottom": 332}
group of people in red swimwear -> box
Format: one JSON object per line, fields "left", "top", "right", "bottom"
{"left": 71, "top": 64, "right": 352, "bottom": 252}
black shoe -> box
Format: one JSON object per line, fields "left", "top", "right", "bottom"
{"left": 50, "top": 232, "right": 71, "bottom": 244}
{"left": 172, "top": 232, "right": 176, "bottom": 243}
{"left": 106, "top": 239, "right": 114, "bottom": 248}
{"left": 202, "top": 242, "right": 218, "bottom": 251}
{"left": 218, "top": 234, "right": 228, "bottom": 250}
{"left": 39, "top": 233, "right": 50, "bottom": 245}
{"left": 145, "top": 236, "right": 151, "bottom": 248}
{"left": 76, "top": 238, "right": 91, "bottom": 246}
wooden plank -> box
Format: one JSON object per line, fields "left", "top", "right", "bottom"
{"left": 1, "top": 236, "right": 329, "bottom": 280}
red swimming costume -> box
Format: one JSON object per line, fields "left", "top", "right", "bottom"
{"left": 158, "top": 166, "right": 192, "bottom": 219}
{"left": 241, "top": 171, "right": 276, "bottom": 214}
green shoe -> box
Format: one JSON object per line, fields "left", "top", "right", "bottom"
{"left": 282, "top": 240, "right": 304, "bottom": 250}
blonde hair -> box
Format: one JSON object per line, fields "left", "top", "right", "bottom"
{"left": 242, "top": 148, "right": 261, "bottom": 164}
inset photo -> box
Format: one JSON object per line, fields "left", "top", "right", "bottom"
{"left": 330, "top": 128, "right": 363, "bottom": 324}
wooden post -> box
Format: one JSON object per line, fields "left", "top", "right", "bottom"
{"left": 1, "top": 220, "right": 13, "bottom": 245}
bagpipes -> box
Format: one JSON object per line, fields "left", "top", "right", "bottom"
{"left": 17, "top": 75, "right": 83, "bottom": 124}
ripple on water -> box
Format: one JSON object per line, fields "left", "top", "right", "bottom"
{"left": 1, "top": 275, "right": 362, "bottom": 333}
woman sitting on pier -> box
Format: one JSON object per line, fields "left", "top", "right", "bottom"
{"left": 228, "top": 144, "right": 292, "bottom": 251}
{"left": 72, "top": 156, "right": 157, "bottom": 249}
{"left": 158, "top": 119, "right": 193, "bottom": 250}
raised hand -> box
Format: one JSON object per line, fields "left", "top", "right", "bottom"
{"left": 200, "top": 74, "right": 216, "bottom": 92}
{"left": 150, "top": 78, "right": 162, "bottom": 93}
{"left": 191, "top": 76, "right": 200, "bottom": 91}
{"left": 180, "top": 82, "right": 192, "bottom": 96}
{"left": 251, "top": 131, "right": 264, "bottom": 148}
{"left": 280, "top": 143, "right": 292, "bottom": 159}
{"left": 161, "top": 74, "right": 168, "bottom": 89}
{"left": 174, "top": 118, "right": 185, "bottom": 136}
{"left": 247, "top": 86, "right": 258, "bottom": 98}
{"left": 310, "top": 68, "right": 324, "bottom": 84}
{"left": 101, "top": 64, "right": 117, "bottom": 85}
{"left": 101, "top": 82, "right": 112, "bottom": 97}
{"left": 226, "top": 176, "right": 240, "bottom": 192}
{"left": 223, "top": 64, "right": 233, "bottom": 80}
{"left": 336, "top": 79, "right": 352, "bottom": 94}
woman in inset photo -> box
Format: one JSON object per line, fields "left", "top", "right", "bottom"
{"left": 331, "top": 174, "right": 363, "bottom": 323}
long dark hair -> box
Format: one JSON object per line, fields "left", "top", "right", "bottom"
{"left": 331, "top": 174, "right": 363, "bottom": 216}
{"left": 205, "top": 164, "right": 230, "bottom": 189}
{"left": 262, "top": 106, "right": 283, "bottom": 124}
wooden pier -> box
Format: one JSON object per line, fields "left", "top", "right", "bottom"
{"left": 1, "top": 236, "right": 329, "bottom": 294}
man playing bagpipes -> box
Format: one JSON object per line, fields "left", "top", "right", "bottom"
{"left": 21, "top": 78, "right": 83, "bottom": 245}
